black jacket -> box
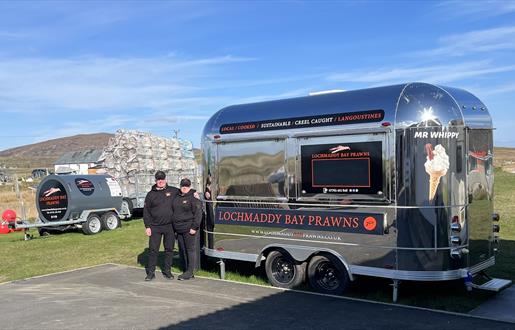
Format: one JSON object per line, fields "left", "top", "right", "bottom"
{"left": 143, "top": 184, "right": 179, "bottom": 228}
{"left": 172, "top": 189, "right": 202, "bottom": 234}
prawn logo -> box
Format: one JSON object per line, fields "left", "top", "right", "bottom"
{"left": 43, "top": 187, "right": 61, "bottom": 197}
{"left": 329, "top": 145, "right": 350, "bottom": 153}
{"left": 75, "top": 178, "right": 95, "bottom": 196}
{"left": 363, "top": 216, "right": 377, "bottom": 231}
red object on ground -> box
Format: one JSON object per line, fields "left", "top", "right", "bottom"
{"left": 2, "top": 209, "right": 17, "bottom": 222}
{"left": 0, "top": 209, "right": 18, "bottom": 234}
{"left": 0, "top": 222, "right": 10, "bottom": 234}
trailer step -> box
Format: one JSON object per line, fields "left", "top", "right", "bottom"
{"left": 472, "top": 278, "right": 512, "bottom": 292}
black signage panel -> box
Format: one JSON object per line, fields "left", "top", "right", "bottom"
{"left": 220, "top": 109, "right": 385, "bottom": 134}
{"left": 75, "top": 178, "right": 95, "bottom": 196}
{"left": 38, "top": 179, "right": 68, "bottom": 221}
{"left": 215, "top": 207, "right": 384, "bottom": 235}
{"left": 301, "top": 141, "right": 383, "bottom": 195}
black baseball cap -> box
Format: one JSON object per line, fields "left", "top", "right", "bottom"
{"left": 180, "top": 178, "right": 191, "bottom": 187}
{"left": 155, "top": 171, "right": 166, "bottom": 180}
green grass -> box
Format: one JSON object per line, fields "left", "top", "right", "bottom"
{"left": 488, "top": 168, "right": 515, "bottom": 282}
{"left": 1, "top": 168, "right": 514, "bottom": 313}
{"left": 0, "top": 220, "right": 267, "bottom": 286}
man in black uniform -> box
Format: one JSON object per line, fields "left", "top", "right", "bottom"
{"left": 143, "top": 171, "right": 178, "bottom": 281}
{"left": 172, "top": 178, "right": 203, "bottom": 280}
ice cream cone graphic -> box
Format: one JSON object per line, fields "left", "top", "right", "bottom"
{"left": 425, "top": 144, "right": 449, "bottom": 201}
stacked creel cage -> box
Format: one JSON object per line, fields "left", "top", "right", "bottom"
{"left": 99, "top": 129, "right": 198, "bottom": 198}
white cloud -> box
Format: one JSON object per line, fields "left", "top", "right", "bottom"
{"left": 0, "top": 3, "right": 218, "bottom": 47}
{"left": 28, "top": 115, "right": 135, "bottom": 144}
{"left": 476, "top": 82, "right": 515, "bottom": 96}
{"left": 147, "top": 115, "right": 211, "bottom": 124}
{"left": 435, "top": 1, "right": 515, "bottom": 20}
{"left": 0, "top": 52, "right": 324, "bottom": 150}
{"left": 410, "top": 26, "right": 515, "bottom": 57}
{"left": 232, "top": 88, "right": 313, "bottom": 104}
{"left": 326, "top": 61, "right": 515, "bottom": 85}
{"left": 0, "top": 31, "right": 31, "bottom": 39}
{"left": 0, "top": 55, "right": 255, "bottom": 113}
{"left": 208, "top": 73, "right": 323, "bottom": 90}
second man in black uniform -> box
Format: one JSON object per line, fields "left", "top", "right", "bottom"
{"left": 172, "top": 178, "right": 203, "bottom": 280}
{"left": 143, "top": 171, "right": 178, "bottom": 281}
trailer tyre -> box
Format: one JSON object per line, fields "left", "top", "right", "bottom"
{"left": 307, "top": 255, "right": 349, "bottom": 295}
{"left": 121, "top": 198, "right": 133, "bottom": 220}
{"left": 101, "top": 212, "right": 121, "bottom": 230}
{"left": 82, "top": 213, "right": 102, "bottom": 235}
{"left": 265, "top": 250, "right": 305, "bottom": 289}
{"left": 38, "top": 228, "right": 50, "bottom": 237}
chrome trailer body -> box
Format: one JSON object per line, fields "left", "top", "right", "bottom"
{"left": 201, "top": 83, "right": 501, "bottom": 296}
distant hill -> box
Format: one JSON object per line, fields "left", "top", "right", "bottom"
{"left": 0, "top": 133, "right": 114, "bottom": 159}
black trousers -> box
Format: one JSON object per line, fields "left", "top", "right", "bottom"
{"left": 177, "top": 231, "right": 197, "bottom": 274}
{"left": 205, "top": 205, "right": 214, "bottom": 249}
{"left": 146, "top": 224, "right": 175, "bottom": 275}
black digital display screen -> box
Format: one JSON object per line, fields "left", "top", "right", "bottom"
{"left": 312, "top": 158, "right": 370, "bottom": 187}
{"left": 301, "top": 141, "right": 383, "bottom": 195}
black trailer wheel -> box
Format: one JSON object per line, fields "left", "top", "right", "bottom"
{"left": 265, "top": 250, "right": 305, "bottom": 289}
{"left": 120, "top": 198, "right": 133, "bottom": 220}
{"left": 38, "top": 228, "right": 50, "bottom": 237}
{"left": 307, "top": 255, "right": 349, "bottom": 295}
{"left": 82, "top": 213, "right": 102, "bottom": 235}
{"left": 101, "top": 212, "right": 121, "bottom": 230}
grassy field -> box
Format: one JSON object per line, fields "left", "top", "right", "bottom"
{"left": 0, "top": 220, "right": 267, "bottom": 285}
{"left": 0, "top": 168, "right": 513, "bottom": 313}
{"left": 493, "top": 147, "right": 515, "bottom": 173}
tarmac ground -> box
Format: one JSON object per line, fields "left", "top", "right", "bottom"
{"left": 0, "top": 264, "right": 513, "bottom": 330}
{"left": 469, "top": 286, "right": 515, "bottom": 322}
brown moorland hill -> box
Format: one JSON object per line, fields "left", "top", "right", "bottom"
{"left": 0, "top": 133, "right": 114, "bottom": 159}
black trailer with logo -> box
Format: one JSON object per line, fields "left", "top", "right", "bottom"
{"left": 17, "top": 174, "right": 126, "bottom": 235}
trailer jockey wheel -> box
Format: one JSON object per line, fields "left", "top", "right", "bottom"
{"left": 101, "top": 212, "right": 121, "bottom": 231}
{"left": 265, "top": 250, "right": 305, "bottom": 289}
{"left": 82, "top": 213, "right": 103, "bottom": 235}
{"left": 307, "top": 254, "right": 349, "bottom": 295}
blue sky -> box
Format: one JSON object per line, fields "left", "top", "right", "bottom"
{"left": 1, "top": 0, "right": 515, "bottom": 151}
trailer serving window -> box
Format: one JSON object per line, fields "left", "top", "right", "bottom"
{"left": 298, "top": 134, "right": 387, "bottom": 200}
{"left": 216, "top": 139, "right": 287, "bottom": 199}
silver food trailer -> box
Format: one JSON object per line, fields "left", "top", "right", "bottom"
{"left": 201, "top": 82, "right": 510, "bottom": 300}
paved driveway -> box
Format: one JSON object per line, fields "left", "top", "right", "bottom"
{"left": 0, "top": 264, "right": 512, "bottom": 329}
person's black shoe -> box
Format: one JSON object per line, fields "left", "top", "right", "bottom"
{"left": 177, "top": 272, "right": 194, "bottom": 281}
{"left": 163, "top": 273, "right": 174, "bottom": 280}
{"left": 145, "top": 273, "right": 155, "bottom": 281}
